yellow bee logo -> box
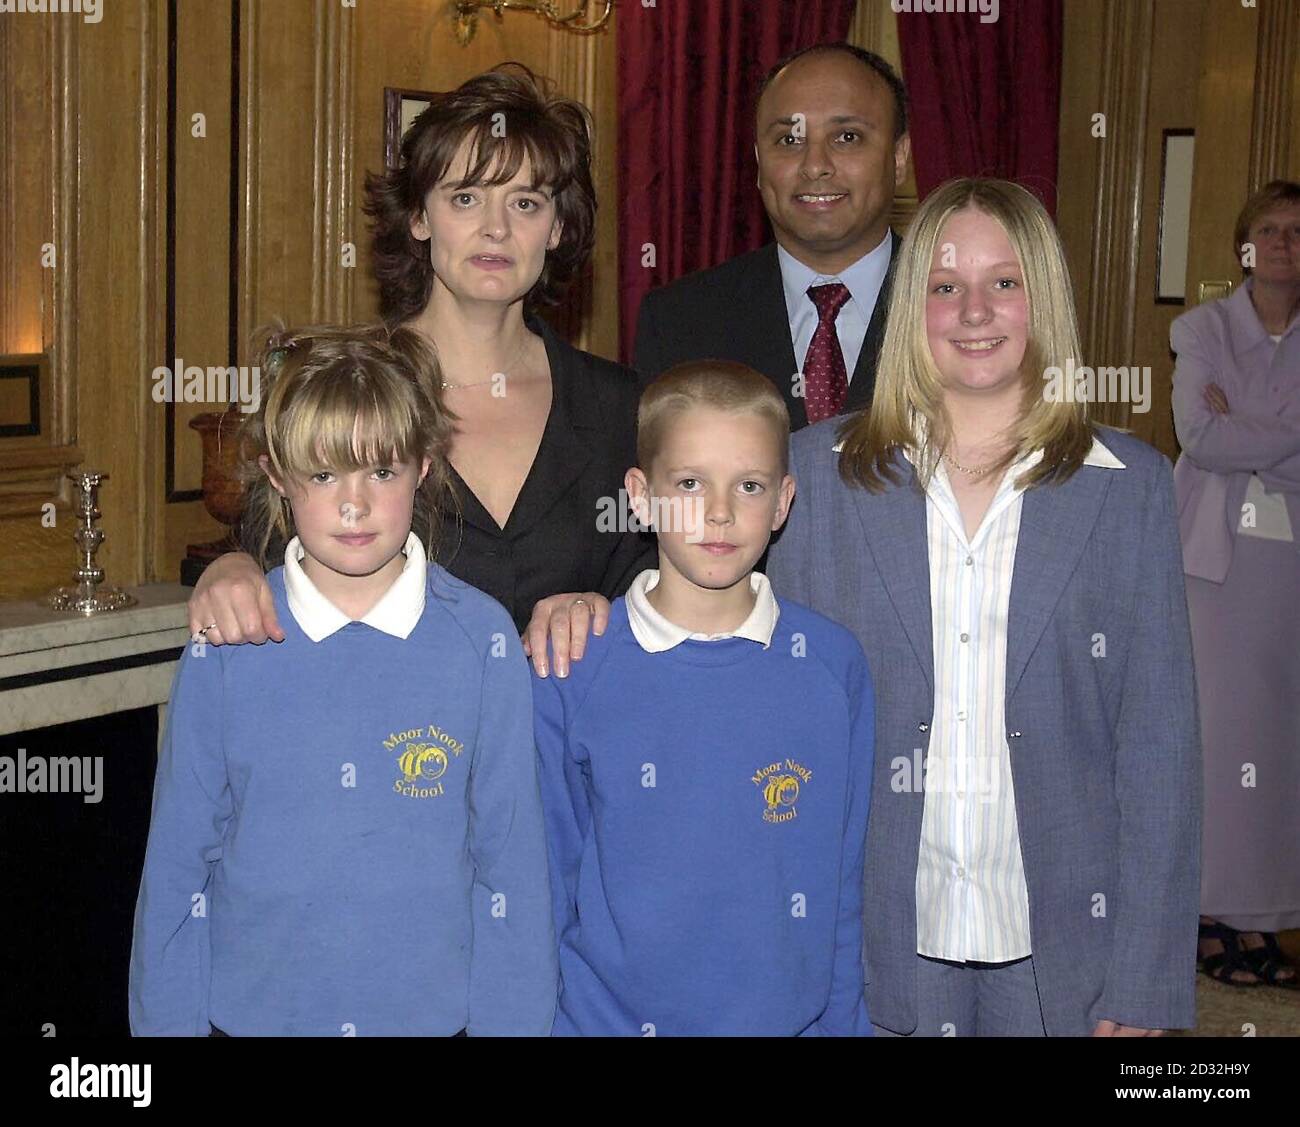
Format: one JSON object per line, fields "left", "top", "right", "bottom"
{"left": 763, "top": 774, "right": 800, "bottom": 811}
{"left": 397, "top": 743, "right": 448, "bottom": 783}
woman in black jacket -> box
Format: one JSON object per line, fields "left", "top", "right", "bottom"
{"left": 188, "top": 64, "right": 651, "bottom": 647}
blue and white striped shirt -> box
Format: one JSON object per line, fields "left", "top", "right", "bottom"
{"left": 913, "top": 439, "right": 1126, "bottom": 963}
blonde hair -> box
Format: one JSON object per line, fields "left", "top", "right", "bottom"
{"left": 637, "top": 361, "right": 790, "bottom": 474}
{"left": 837, "top": 177, "right": 1093, "bottom": 493}
{"left": 237, "top": 322, "right": 454, "bottom": 570}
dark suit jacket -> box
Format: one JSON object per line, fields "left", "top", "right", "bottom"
{"left": 633, "top": 233, "right": 900, "bottom": 430}
{"left": 434, "top": 316, "right": 655, "bottom": 633}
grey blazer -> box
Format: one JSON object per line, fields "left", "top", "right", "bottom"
{"left": 768, "top": 419, "right": 1201, "bottom": 1035}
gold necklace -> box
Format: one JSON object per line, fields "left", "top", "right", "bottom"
{"left": 943, "top": 449, "right": 994, "bottom": 477}
{"left": 440, "top": 331, "right": 533, "bottom": 390}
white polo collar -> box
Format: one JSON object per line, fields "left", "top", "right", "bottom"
{"left": 625, "top": 569, "right": 780, "bottom": 653}
{"left": 283, "top": 531, "right": 427, "bottom": 642}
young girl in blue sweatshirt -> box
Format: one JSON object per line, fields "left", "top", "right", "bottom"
{"left": 130, "top": 325, "right": 556, "bottom": 1036}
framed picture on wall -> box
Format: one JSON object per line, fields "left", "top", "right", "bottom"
{"left": 0, "top": 354, "right": 46, "bottom": 439}
{"left": 384, "top": 88, "right": 436, "bottom": 170}
{"left": 1156, "top": 128, "right": 1195, "bottom": 305}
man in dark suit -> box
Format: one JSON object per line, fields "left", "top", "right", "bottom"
{"left": 634, "top": 44, "right": 912, "bottom": 429}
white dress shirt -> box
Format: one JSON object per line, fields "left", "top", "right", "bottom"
{"left": 778, "top": 229, "right": 892, "bottom": 383}
{"left": 911, "top": 437, "right": 1126, "bottom": 963}
{"left": 624, "top": 569, "right": 779, "bottom": 653}
{"left": 283, "top": 531, "right": 427, "bottom": 642}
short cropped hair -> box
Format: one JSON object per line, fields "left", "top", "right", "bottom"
{"left": 1234, "top": 180, "right": 1300, "bottom": 274}
{"left": 237, "top": 322, "right": 453, "bottom": 569}
{"left": 363, "top": 62, "right": 597, "bottom": 325}
{"left": 637, "top": 361, "right": 791, "bottom": 475}
{"left": 757, "top": 42, "right": 909, "bottom": 141}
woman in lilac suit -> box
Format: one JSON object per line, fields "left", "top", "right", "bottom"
{"left": 1174, "top": 180, "right": 1300, "bottom": 989}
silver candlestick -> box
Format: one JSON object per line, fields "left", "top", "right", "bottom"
{"left": 44, "top": 470, "right": 137, "bottom": 615}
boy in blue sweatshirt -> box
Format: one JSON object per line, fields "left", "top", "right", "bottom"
{"left": 130, "top": 325, "right": 555, "bottom": 1036}
{"left": 533, "top": 360, "right": 874, "bottom": 1035}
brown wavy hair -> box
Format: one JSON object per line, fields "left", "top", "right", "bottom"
{"left": 363, "top": 62, "right": 597, "bottom": 326}
{"left": 236, "top": 322, "right": 455, "bottom": 570}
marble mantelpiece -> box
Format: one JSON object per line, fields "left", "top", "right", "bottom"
{"left": 0, "top": 584, "right": 191, "bottom": 737}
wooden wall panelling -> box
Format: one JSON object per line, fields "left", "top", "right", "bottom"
{"left": 170, "top": 0, "right": 234, "bottom": 503}
{"left": 158, "top": 0, "right": 339, "bottom": 582}
{"left": 156, "top": 0, "right": 236, "bottom": 577}
{"left": 1183, "top": 1, "right": 1257, "bottom": 313}
{"left": 0, "top": 18, "right": 51, "bottom": 364}
{"left": 0, "top": 12, "right": 84, "bottom": 599}
{"left": 73, "top": 2, "right": 162, "bottom": 592}
{"left": 1128, "top": 0, "right": 1206, "bottom": 456}
{"left": 1292, "top": 0, "right": 1300, "bottom": 184}
{"left": 144, "top": 0, "right": 170, "bottom": 584}
{"left": 1080, "top": 0, "right": 1154, "bottom": 431}
{"left": 313, "top": 0, "right": 357, "bottom": 325}
{"left": 542, "top": 21, "right": 614, "bottom": 358}
{"left": 238, "top": 0, "right": 321, "bottom": 334}
{"left": 49, "top": 4, "right": 80, "bottom": 490}
{"left": 1055, "top": 0, "right": 1107, "bottom": 392}
{"left": 1247, "top": 0, "right": 1298, "bottom": 191}
{"left": 239, "top": 0, "right": 356, "bottom": 335}
{"left": 1060, "top": 0, "right": 1278, "bottom": 460}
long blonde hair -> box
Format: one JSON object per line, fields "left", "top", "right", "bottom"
{"left": 237, "top": 322, "right": 454, "bottom": 569}
{"left": 837, "top": 177, "right": 1093, "bottom": 492}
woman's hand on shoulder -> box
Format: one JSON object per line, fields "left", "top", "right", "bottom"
{"left": 187, "top": 551, "right": 284, "bottom": 645}
{"left": 522, "top": 592, "right": 610, "bottom": 678}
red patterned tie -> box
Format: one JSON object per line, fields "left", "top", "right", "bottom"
{"left": 803, "top": 282, "right": 851, "bottom": 423}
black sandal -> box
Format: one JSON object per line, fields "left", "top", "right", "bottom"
{"left": 1197, "top": 920, "right": 1262, "bottom": 988}
{"left": 1239, "top": 932, "right": 1300, "bottom": 990}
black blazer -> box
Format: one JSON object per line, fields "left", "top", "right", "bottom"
{"left": 633, "top": 234, "right": 900, "bottom": 430}
{"left": 433, "top": 316, "right": 654, "bottom": 633}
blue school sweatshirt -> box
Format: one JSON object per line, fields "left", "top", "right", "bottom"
{"left": 533, "top": 596, "right": 875, "bottom": 1036}
{"left": 130, "top": 565, "right": 556, "bottom": 1036}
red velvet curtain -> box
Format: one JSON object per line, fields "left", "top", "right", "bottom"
{"left": 895, "top": 0, "right": 1063, "bottom": 215}
{"left": 616, "top": 0, "right": 857, "bottom": 364}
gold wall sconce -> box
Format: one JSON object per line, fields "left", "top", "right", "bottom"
{"left": 453, "top": 0, "right": 613, "bottom": 46}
